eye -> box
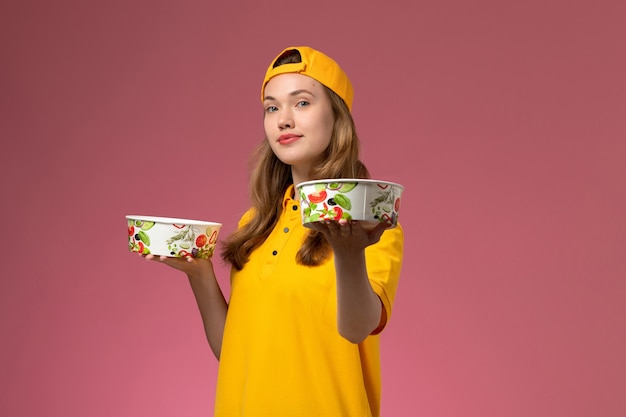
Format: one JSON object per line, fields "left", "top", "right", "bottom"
{"left": 265, "top": 105, "right": 278, "bottom": 113}
{"left": 296, "top": 100, "right": 310, "bottom": 108}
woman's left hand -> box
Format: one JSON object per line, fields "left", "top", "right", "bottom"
{"left": 307, "top": 219, "right": 390, "bottom": 256}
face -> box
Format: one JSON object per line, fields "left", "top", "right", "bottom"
{"left": 263, "top": 73, "right": 335, "bottom": 176}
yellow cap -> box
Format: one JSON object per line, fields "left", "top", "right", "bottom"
{"left": 261, "top": 46, "right": 354, "bottom": 111}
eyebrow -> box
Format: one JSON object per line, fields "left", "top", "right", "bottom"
{"left": 263, "top": 89, "right": 315, "bottom": 102}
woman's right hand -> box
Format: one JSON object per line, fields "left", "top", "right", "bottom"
{"left": 141, "top": 253, "right": 215, "bottom": 280}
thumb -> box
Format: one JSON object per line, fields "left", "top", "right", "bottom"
{"left": 368, "top": 222, "right": 391, "bottom": 243}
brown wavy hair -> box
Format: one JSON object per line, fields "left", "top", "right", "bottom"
{"left": 220, "top": 50, "right": 370, "bottom": 270}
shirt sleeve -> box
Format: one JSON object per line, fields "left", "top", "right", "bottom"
{"left": 365, "top": 223, "right": 404, "bottom": 334}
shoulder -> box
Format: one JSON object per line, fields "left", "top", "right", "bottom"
{"left": 237, "top": 208, "right": 256, "bottom": 228}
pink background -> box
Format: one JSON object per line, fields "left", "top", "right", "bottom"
{"left": 1, "top": 0, "right": 625, "bottom": 416}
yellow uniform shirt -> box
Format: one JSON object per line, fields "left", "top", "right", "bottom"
{"left": 214, "top": 186, "right": 403, "bottom": 417}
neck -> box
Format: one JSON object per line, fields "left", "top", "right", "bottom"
{"left": 290, "top": 166, "right": 312, "bottom": 200}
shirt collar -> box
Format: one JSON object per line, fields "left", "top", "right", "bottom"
{"left": 282, "top": 184, "right": 300, "bottom": 210}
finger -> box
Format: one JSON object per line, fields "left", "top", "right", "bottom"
{"left": 337, "top": 219, "right": 352, "bottom": 236}
{"left": 306, "top": 222, "right": 329, "bottom": 234}
{"left": 318, "top": 220, "right": 341, "bottom": 235}
{"left": 306, "top": 221, "right": 323, "bottom": 231}
{"left": 160, "top": 255, "right": 188, "bottom": 265}
{"left": 325, "top": 220, "right": 341, "bottom": 233}
{"left": 349, "top": 220, "right": 364, "bottom": 232}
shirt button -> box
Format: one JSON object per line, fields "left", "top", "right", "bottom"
{"left": 283, "top": 227, "right": 289, "bottom": 233}
{"left": 292, "top": 205, "right": 298, "bottom": 211}
{"left": 272, "top": 250, "right": 278, "bottom": 256}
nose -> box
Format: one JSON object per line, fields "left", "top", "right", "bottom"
{"left": 278, "top": 109, "right": 294, "bottom": 130}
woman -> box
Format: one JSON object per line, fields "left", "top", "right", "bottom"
{"left": 145, "top": 46, "right": 404, "bottom": 416}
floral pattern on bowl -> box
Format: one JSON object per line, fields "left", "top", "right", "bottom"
{"left": 296, "top": 179, "right": 404, "bottom": 229}
{"left": 126, "top": 215, "right": 221, "bottom": 259}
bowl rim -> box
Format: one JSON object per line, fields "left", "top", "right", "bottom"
{"left": 125, "top": 215, "right": 222, "bottom": 227}
{"left": 296, "top": 178, "right": 404, "bottom": 190}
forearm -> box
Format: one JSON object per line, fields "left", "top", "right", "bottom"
{"left": 187, "top": 272, "right": 228, "bottom": 360}
{"left": 334, "top": 250, "right": 382, "bottom": 344}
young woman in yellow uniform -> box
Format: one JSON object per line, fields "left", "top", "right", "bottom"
{"left": 145, "top": 46, "right": 404, "bottom": 417}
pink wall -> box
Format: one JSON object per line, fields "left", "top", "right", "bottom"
{"left": 1, "top": 1, "right": 624, "bottom": 416}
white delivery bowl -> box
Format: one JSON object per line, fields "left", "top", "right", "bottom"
{"left": 296, "top": 179, "right": 404, "bottom": 229}
{"left": 126, "top": 215, "right": 222, "bottom": 259}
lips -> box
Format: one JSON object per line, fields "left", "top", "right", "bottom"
{"left": 278, "top": 134, "right": 302, "bottom": 145}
